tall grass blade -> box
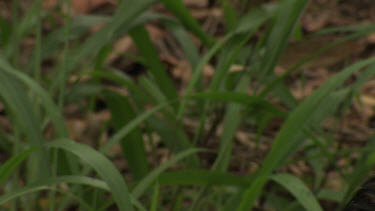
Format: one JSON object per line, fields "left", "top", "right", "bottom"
{"left": 161, "top": 0, "right": 214, "bottom": 46}
{"left": 257, "top": 0, "right": 308, "bottom": 83}
{"left": 104, "top": 91, "right": 149, "bottom": 180}
{"left": 0, "top": 149, "right": 32, "bottom": 186}
{"left": 48, "top": 139, "right": 134, "bottom": 211}
{"left": 271, "top": 173, "right": 323, "bottom": 211}
{"left": 132, "top": 148, "right": 203, "bottom": 198}
{"left": 238, "top": 57, "right": 375, "bottom": 210}
{"left": 130, "top": 26, "right": 178, "bottom": 105}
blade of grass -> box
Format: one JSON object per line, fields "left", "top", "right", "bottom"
{"left": 103, "top": 91, "right": 149, "bottom": 180}
{"left": 271, "top": 173, "right": 323, "bottom": 211}
{"left": 52, "top": 0, "right": 157, "bottom": 90}
{"left": 0, "top": 149, "right": 33, "bottom": 186}
{"left": 129, "top": 26, "right": 178, "bottom": 106}
{"left": 0, "top": 58, "right": 67, "bottom": 136}
{"left": 260, "top": 30, "right": 375, "bottom": 98}
{"left": 160, "top": 0, "right": 215, "bottom": 47}
{"left": 220, "top": 0, "right": 238, "bottom": 31}
{"left": 212, "top": 75, "right": 250, "bottom": 171}
{"left": 238, "top": 57, "right": 375, "bottom": 210}
{"left": 158, "top": 169, "right": 251, "bottom": 186}
{"left": 193, "top": 92, "right": 286, "bottom": 118}
{"left": 90, "top": 70, "right": 151, "bottom": 104}
{"left": 100, "top": 101, "right": 171, "bottom": 154}
{"left": 163, "top": 20, "right": 200, "bottom": 67}
{"left": 0, "top": 68, "right": 48, "bottom": 183}
{"left": 0, "top": 175, "right": 112, "bottom": 210}
{"left": 150, "top": 182, "right": 160, "bottom": 211}
{"left": 48, "top": 139, "right": 134, "bottom": 211}
{"left": 178, "top": 6, "right": 273, "bottom": 118}
{"left": 341, "top": 135, "right": 375, "bottom": 206}
{"left": 256, "top": 0, "right": 308, "bottom": 84}
{"left": 132, "top": 148, "right": 203, "bottom": 198}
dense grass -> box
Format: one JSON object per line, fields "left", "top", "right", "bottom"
{"left": 0, "top": 0, "right": 375, "bottom": 210}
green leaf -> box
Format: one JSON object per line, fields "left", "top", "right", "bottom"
{"left": 130, "top": 26, "right": 178, "bottom": 105}
{"left": 0, "top": 149, "right": 33, "bottom": 186}
{"left": 238, "top": 57, "right": 375, "bottom": 210}
{"left": 100, "top": 102, "right": 170, "bottom": 154}
{"left": 160, "top": 0, "right": 214, "bottom": 46}
{"left": 193, "top": 92, "right": 286, "bottom": 117}
{"left": 271, "top": 174, "right": 323, "bottom": 211}
{"left": 48, "top": 139, "right": 134, "bottom": 211}
{"left": 132, "top": 148, "right": 203, "bottom": 198}
{"left": 257, "top": 0, "right": 308, "bottom": 83}
{"left": 158, "top": 169, "right": 251, "bottom": 186}
{"left": 103, "top": 91, "right": 149, "bottom": 180}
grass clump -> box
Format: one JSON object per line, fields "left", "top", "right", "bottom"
{"left": 0, "top": 0, "right": 374, "bottom": 210}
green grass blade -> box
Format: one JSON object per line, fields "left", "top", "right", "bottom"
{"left": 238, "top": 57, "right": 375, "bottom": 210}
{"left": 158, "top": 169, "right": 251, "bottom": 186}
{"left": 163, "top": 20, "right": 200, "bottom": 67}
{"left": 260, "top": 31, "right": 375, "bottom": 98}
{"left": 0, "top": 186, "right": 47, "bottom": 205}
{"left": 103, "top": 91, "right": 149, "bottom": 180}
{"left": 91, "top": 70, "right": 151, "bottom": 104}
{"left": 160, "top": 0, "right": 214, "bottom": 46}
{"left": 100, "top": 102, "right": 170, "bottom": 154}
{"left": 342, "top": 136, "right": 375, "bottom": 205}
{"left": 0, "top": 176, "right": 109, "bottom": 207}
{"left": 193, "top": 92, "right": 286, "bottom": 118}
{"left": 257, "top": 0, "right": 308, "bottom": 83}
{"left": 130, "top": 26, "right": 178, "bottom": 105}
{"left": 212, "top": 75, "right": 250, "bottom": 171}
{"left": 0, "top": 65, "right": 48, "bottom": 182}
{"left": 178, "top": 6, "right": 273, "bottom": 118}
{"left": 220, "top": 0, "right": 238, "bottom": 31}
{"left": 48, "top": 139, "right": 134, "bottom": 211}
{"left": 54, "top": 0, "right": 157, "bottom": 78}
{"left": 0, "top": 58, "right": 67, "bottom": 136}
{"left": 271, "top": 173, "right": 323, "bottom": 211}
{"left": 0, "top": 149, "right": 33, "bottom": 186}
{"left": 132, "top": 148, "right": 203, "bottom": 198}
{"left": 150, "top": 183, "right": 160, "bottom": 211}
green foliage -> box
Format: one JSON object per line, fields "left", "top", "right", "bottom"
{"left": 0, "top": 0, "right": 374, "bottom": 210}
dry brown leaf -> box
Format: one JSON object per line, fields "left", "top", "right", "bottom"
{"left": 106, "top": 36, "right": 134, "bottom": 64}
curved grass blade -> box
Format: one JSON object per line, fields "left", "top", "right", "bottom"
{"left": 0, "top": 176, "right": 110, "bottom": 210}
{"left": 90, "top": 70, "right": 151, "bottom": 104}
{"left": 178, "top": 6, "right": 273, "bottom": 118}
{"left": 54, "top": 0, "right": 157, "bottom": 77}
{"left": 0, "top": 149, "right": 33, "bottom": 186}
{"left": 256, "top": 0, "right": 308, "bottom": 83}
{"left": 260, "top": 31, "right": 375, "bottom": 98}
{"left": 163, "top": 20, "right": 200, "bottom": 67}
{"left": 160, "top": 0, "right": 215, "bottom": 47}
{"left": 48, "top": 139, "right": 134, "bottom": 211}
{"left": 132, "top": 148, "right": 203, "bottom": 198}
{"left": 0, "top": 58, "right": 67, "bottom": 136}
{"left": 100, "top": 102, "right": 171, "bottom": 154}
{"left": 0, "top": 65, "right": 48, "bottom": 181}
{"left": 158, "top": 169, "right": 251, "bottom": 187}
{"left": 238, "top": 57, "right": 375, "bottom": 210}
{"left": 342, "top": 135, "right": 375, "bottom": 205}
{"left": 193, "top": 92, "right": 286, "bottom": 118}
{"left": 130, "top": 26, "right": 178, "bottom": 105}
{"left": 0, "top": 58, "right": 76, "bottom": 175}
{"left": 271, "top": 173, "right": 323, "bottom": 211}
